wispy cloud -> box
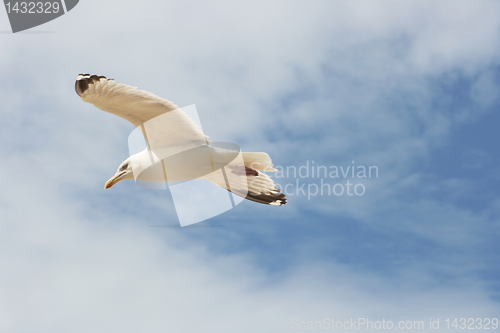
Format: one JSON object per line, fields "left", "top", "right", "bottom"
{"left": 1, "top": 0, "right": 500, "bottom": 331}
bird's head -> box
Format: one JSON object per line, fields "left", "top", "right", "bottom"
{"left": 104, "top": 158, "right": 135, "bottom": 189}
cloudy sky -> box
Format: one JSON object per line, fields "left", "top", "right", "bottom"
{"left": 1, "top": 1, "right": 500, "bottom": 332}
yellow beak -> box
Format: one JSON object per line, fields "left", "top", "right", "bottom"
{"left": 104, "top": 172, "right": 126, "bottom": 189}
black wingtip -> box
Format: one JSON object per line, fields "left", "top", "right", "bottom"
{"left": 245, "top": 191, "right": 287, "bottom": 206}
{"left": 75, "top": 74, "right": 110, "bottom": 96}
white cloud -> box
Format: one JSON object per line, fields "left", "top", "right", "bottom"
{"left": 0, "top": 176, "right": 498, "bottom": 332}
{"left": 1, "top": 0, "right": 500, "bottom": 331}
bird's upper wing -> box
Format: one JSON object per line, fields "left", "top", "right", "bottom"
{"left": 75, "top": 74, "right": 208, "bottom": 149}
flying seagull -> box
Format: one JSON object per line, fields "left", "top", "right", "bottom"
{"left": 75, "top": 74, "right": 286, "bottom": 206}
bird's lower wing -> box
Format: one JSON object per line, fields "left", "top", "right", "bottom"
{"left": 203, "top": 166, "right": 286, "bottom": 206}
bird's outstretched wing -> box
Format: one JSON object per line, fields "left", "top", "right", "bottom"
{"left": 75, "top": 74, "right": 208, "bottom": 148}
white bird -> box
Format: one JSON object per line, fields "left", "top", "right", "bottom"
{"left": 75, "top": 74, "right": 286, "bottom": 206}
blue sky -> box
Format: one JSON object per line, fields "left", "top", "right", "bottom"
{"left": 1, "top": 1, "right": 500, "bottom": 332}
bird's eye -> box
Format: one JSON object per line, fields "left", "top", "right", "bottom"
{"left": 119, "top": 164, "right": 128, "bottom": 171}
